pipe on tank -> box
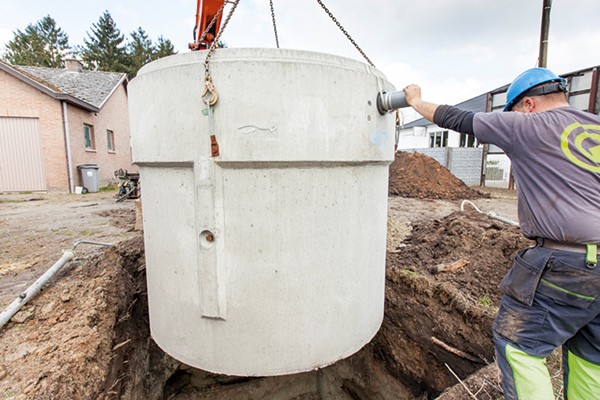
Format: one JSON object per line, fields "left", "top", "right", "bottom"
{"left": 376, "top": 90, "right": 409, "bottom": 115}
{"left": 0, "top": 240, "right": 113, "bottom": 331}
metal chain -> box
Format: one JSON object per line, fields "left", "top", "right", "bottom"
{"left": 315, "top": 0, "right": 375, "bottom": 68}
{"left": 204, "top": 0, "right": 240, "bottom": 83}
{"left": 270, "top": 0, "right": 280, "bottom": 48}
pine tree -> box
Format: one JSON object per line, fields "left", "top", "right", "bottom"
{"left": 153, "top": 36, "right": 177, "bottom": 61}
{"left": 81, "top": 10, "right": 128, "bottom": 73}
{"left": 127, "top": 27, "right": 155, "bottom": 78}
{"left": 3, "top": 15, "right": 70, "bottom": 67}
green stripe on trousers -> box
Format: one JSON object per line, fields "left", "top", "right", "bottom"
{"left": 506, "top": 344, "right": 554, "bottom": 399}
{"left": 566, "top": 350, "right": 600, "bottom": 400}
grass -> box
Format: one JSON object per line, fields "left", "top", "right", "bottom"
{"left": 99, "top": 183, "right": 117, "bottom": 192}
{"left": 478, "top": 294, "right": 493, "bottom": 308}
{"left": 547, "top": 349, "right": 564, "bottom": 398}
{"left": 401, "top": 269, "right": 417, "bottom": 277}
{"left": 0, "top": 199, "right": 26, "bottom": 204}
{"left": 78, "top": 229, "right": 97, "bottom": 236}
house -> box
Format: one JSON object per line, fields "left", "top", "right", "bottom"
{"left": 0, "top": 59, "right": 134, "bottom": 193}
{"left": 398, "top": 65, "right": 600, "bottom": 187}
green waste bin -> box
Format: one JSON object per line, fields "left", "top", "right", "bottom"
{"left": 77, "top": 164, "right": 99, "bottom": 193}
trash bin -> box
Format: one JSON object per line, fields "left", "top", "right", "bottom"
{"left": 77, "top": 164, "right": 99, "bottom": 193}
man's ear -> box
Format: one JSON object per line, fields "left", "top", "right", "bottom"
{"left": 522, "top": 97, "right": 535, "bottom": 113}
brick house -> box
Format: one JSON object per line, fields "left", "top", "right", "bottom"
{"left": 0, "top": 59, "right": 134, "bottom": 192}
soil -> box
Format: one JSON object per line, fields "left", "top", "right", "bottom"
{"left": 0, "top": 159, "right": 526, "bottom": 399}
{"left": 389, "top": 151, "right": 485, "bottom": 200}
{"left": 0, "top": 192, "right": 138, "bottom": 311}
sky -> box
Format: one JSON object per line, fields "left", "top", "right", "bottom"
{"left": 1, "top": 0, "right": 600, "bottom": 118}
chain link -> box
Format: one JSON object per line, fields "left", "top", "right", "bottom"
{"left": 270, "top": 0, "right": 280, "bottom": 48}
{"left": 315, "top": 0, "right": 375, "bottom": 68}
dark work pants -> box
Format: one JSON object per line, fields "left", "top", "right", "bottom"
{"left": 493, "top": 246, "right": 600, "bottom": 399}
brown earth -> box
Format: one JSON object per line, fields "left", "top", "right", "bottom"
{"left": 0, "top": 161, "right": 526, "bottom": 399}
{"left": 389, "top": 151, "right": 484, "bottom": 200}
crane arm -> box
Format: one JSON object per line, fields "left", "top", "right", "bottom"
{"left": 189, "top": 0, "right": 226, "bottom": 50}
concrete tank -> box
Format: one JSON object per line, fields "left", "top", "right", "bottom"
{"left": 128, "top": 48, "right": 396, "bottom": 376}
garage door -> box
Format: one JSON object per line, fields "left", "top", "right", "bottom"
{"left": 0, "top": 117, "right": 46, "bottom": 192}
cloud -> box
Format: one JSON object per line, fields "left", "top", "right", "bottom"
{"left": 0, "top": 28, "right": 13, "bottom": 49}
{"left": 549, "top": 28, "right": 600, "bottom": 74}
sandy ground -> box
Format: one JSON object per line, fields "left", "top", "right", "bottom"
{"left": 0, "top": 190, "right": 138, "bottom": 311}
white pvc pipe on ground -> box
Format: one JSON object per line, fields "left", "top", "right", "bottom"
{"left": 0, "top": 240, "right": 113, "bottom": 331}
{"left": 0, "top": 250, "right": 75, "bottom": 330}
{"left": 460, "top": 200, "right": 519, "bottom": 226}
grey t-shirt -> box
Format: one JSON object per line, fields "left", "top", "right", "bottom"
{"left": 473, "top": 107, "right": 600, "bottom": 243}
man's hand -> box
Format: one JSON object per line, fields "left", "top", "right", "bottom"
{"left": 401, "top": 84, "right": 438, "bottom": 123}
{"left": 403, "top": 84, "right": 422, "bottom": 107}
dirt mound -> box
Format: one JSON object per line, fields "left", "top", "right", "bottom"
{"left": 396, "top": 209, "right": 533, "bottom": 304}
{"left": 97, "top": 208, "right": 136, "bottom": 230}
{"left": 376, "top": 209, "right": 533, "bottom": 397}
{"left": 0, "top": 236, "right": 177, "bottom": 399}
{"left": 389, "top": 151, "right": 484, "bottom": 200}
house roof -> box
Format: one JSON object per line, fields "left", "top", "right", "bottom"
{"left": 0, "top": 60, "right": 126, "bottom": 112}
{"left": 403, "top": 92, "right": 488, "bottom": 129}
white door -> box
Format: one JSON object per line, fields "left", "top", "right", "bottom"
{"left": 0, "top": 117, "right": 46, "bottom": 192}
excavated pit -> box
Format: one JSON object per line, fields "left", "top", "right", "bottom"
{"left": 0, "top": 152, "right": 526, "bottom": 399}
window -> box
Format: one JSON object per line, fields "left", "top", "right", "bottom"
{"left": 459, "top": 132, "right": 478, "bottom": 148}
{"left": 84, "top": 124, "right": 95, "bottom": 150}
{"left": 107, "top": 130, "right": 115, "bottom": 152}
{"left": 429, "top": 130, "right": 448, "bottom": 148}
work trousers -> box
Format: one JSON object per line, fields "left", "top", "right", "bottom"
{"left": 493, "top": 245, "right": 600, "bottom": 400}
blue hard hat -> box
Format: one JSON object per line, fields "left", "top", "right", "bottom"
{"left": 503, "top": 67, "right": 567, "bottom": 111}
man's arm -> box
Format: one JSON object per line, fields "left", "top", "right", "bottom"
{"left": 403, "top": 84, "right": 439, "bottom": 122}
{"left": 403, "top": 84, "right": 475, "bottom": 135}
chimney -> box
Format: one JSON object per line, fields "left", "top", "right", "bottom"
{"left": 64, "top": 59, "right": 83, "bottom": 72}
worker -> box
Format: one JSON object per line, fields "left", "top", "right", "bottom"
{"left": 403, "top": 67, "right": 600, "bottom": 400}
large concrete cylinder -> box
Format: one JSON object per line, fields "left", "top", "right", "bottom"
{"left": 128, "top": 48, "right": 395, "bottom": 376}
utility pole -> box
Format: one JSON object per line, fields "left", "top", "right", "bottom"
{"left": 538, "top": 0, "right": 552, "bottom": 68}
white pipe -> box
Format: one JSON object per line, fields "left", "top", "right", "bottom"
{"left": 486, "top": 211, "right": 519, "bottom": 226}
{"left": 0, "top": 240, "right": 113, "bottom": 331}
{"left": 460, "top": 200, "right": 518, "bottom": 226}
{"left": 0, "top": 250, "right": 75, "bottom": 330}
{"left": 62, "top": 101, "right": 75, "bottom": 194}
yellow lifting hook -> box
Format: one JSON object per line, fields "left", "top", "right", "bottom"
{"left": 202, "top": 79, "right": 218, "bottom": 106}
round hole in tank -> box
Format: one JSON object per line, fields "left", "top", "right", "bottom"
{"left": 367, "top": 100, "right": 372, "bottom": 106}
{"left": 199, "top": 230, "right": 215, "bottom": 248}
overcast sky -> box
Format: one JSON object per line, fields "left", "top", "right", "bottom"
{"left": 1, "top": 0, "right": 599, "bottom": 113}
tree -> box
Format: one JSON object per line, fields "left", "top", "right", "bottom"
{"left": 81, "top": 10, "right": 128, "bottom": 73}
{"left": 152, "top": 36, "right": 176, "bottom": 61}
{"left": 127, "top": 27, "right": 155, "bottom": 78}
{"left": 3, "top": 15, "right": 70, "bottom": 67}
